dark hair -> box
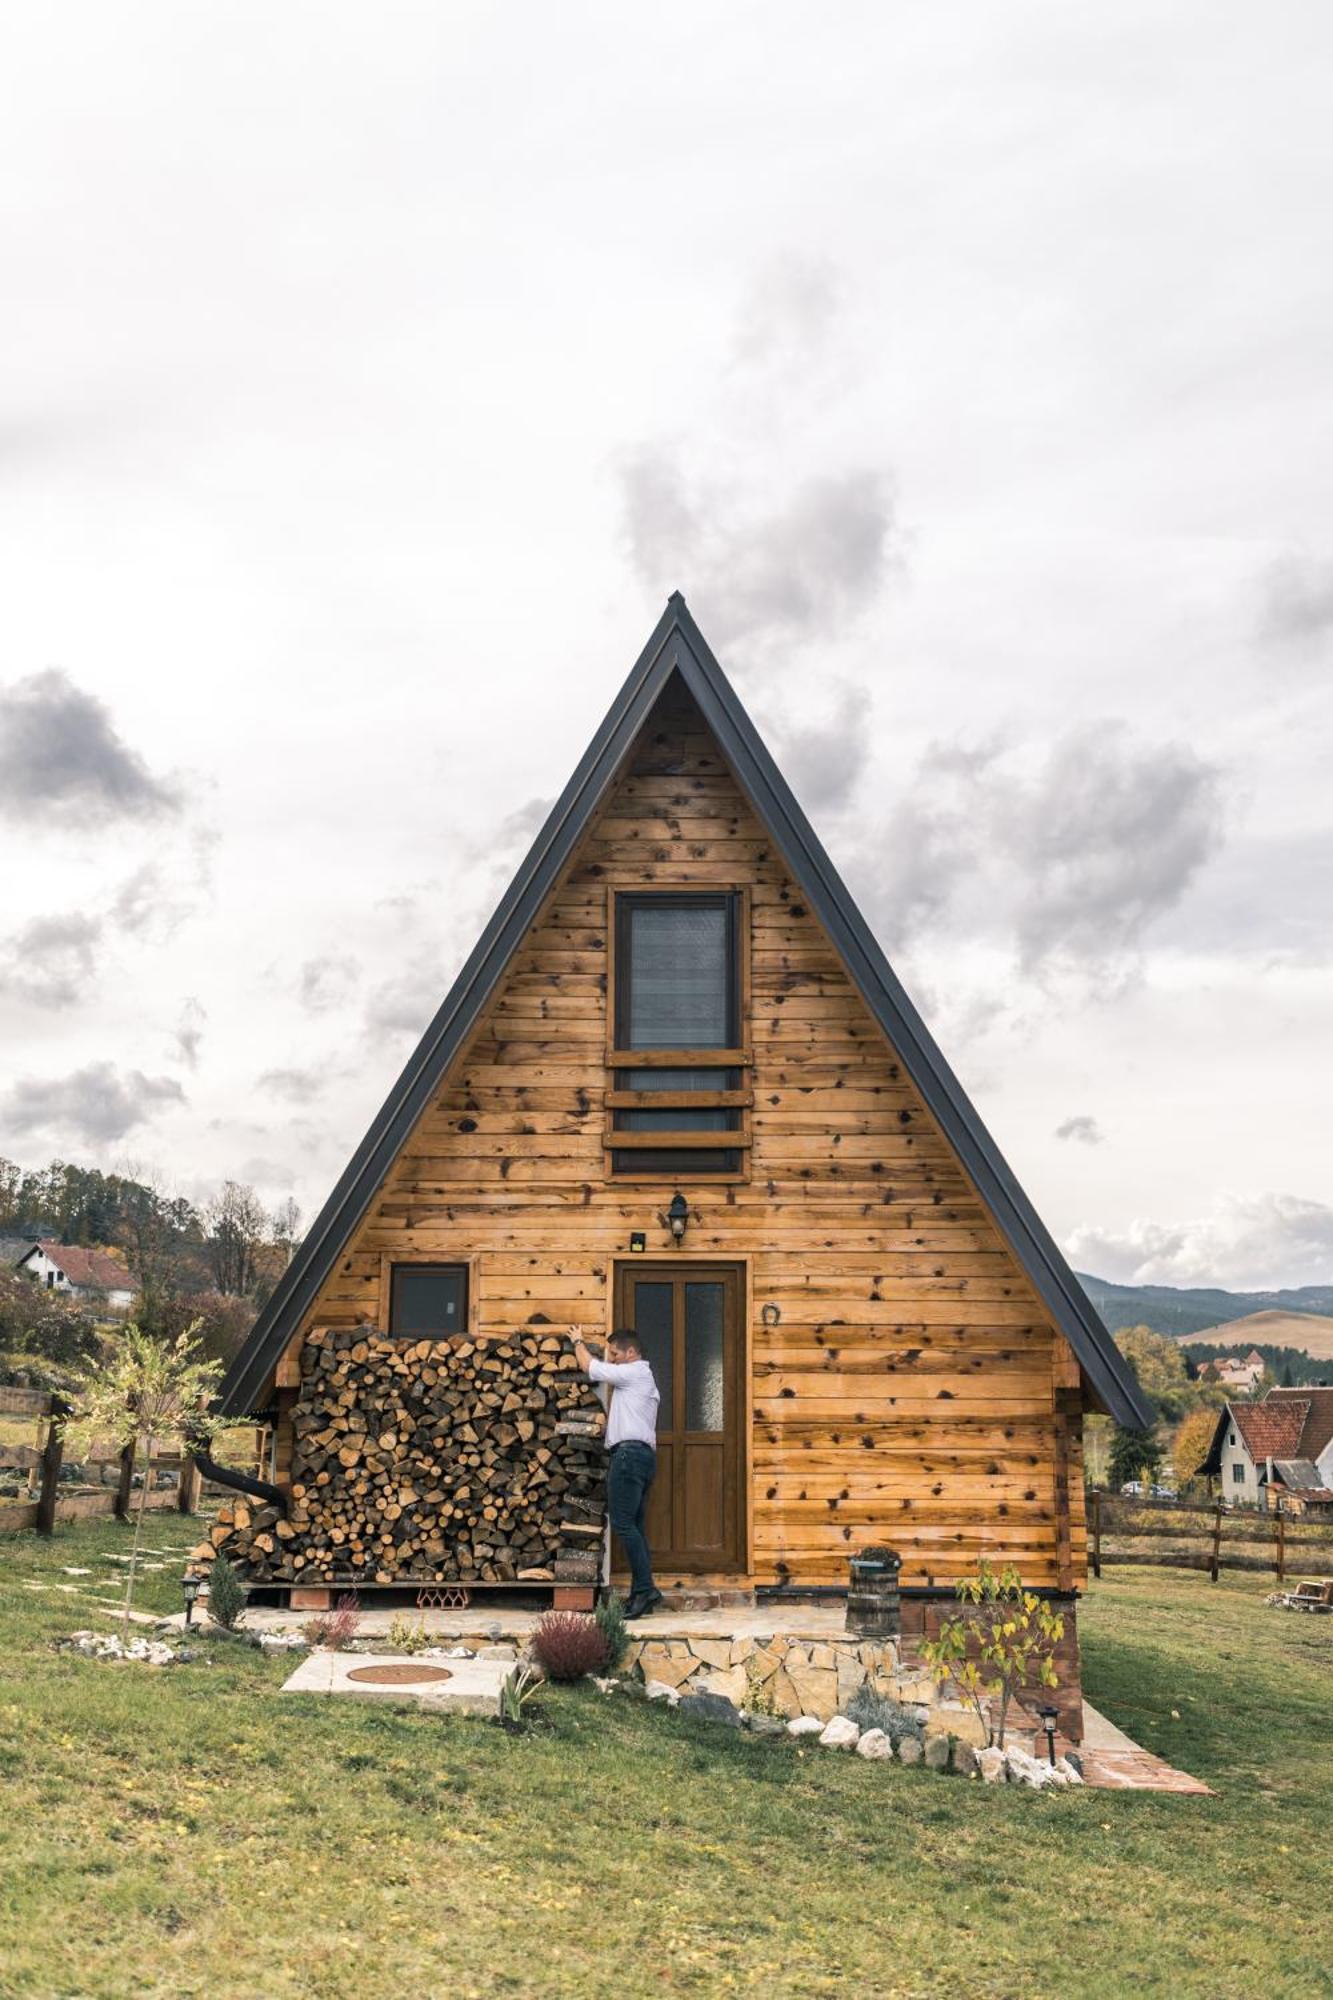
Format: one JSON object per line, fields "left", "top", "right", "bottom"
{"left": 608, "top": 1326, "right": 641, "bottom": 1355}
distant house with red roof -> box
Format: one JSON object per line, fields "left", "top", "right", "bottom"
{"left": 1203, "top": 1385, "right": 1333, "bottom": 1508}
{"left": 14, "top": 1240, "right": 135, "bottom": 1315}
{"left": 1197, "top": 1349, "right": 1266, "bottom": 1394}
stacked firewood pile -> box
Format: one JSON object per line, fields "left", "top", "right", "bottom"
{"left": 203, "top": 1325, "right": 607, "bottom": 1586}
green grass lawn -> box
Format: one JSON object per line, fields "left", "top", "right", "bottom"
{"left": 1, "top": 1521, "right": 1328, "bottom": 1999}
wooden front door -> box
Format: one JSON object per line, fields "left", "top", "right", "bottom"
{"left": 612, "top": 1262, "right": 744, "bottom": 1574}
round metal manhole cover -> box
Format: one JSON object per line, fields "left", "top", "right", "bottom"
{"left": 345, "top": 1664, "right": 453, "bottom": 1686}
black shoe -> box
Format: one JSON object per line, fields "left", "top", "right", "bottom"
{"left": 625, "top": 1588, "right": 664, "bottom": 1620}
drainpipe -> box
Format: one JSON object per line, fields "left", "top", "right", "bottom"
{"left": 188, "top": 1426, "right": 289, "bottom": 1515}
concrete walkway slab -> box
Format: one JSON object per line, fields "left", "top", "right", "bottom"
{"left": 280, "top": 1649, "right": 509, "bottom": 1715}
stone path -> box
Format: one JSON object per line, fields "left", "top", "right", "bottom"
{"left": 1079, "top": 1702, "right": 1213, "bottom": 1795}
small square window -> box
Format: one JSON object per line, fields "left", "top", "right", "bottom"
{"left": 389, "top": 1264, "right": 468, "bottom": 1338}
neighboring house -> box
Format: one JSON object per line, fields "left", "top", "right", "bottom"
{"left": 1204, "top": 1386, "right": 1333, "bottom": 1507}
{"left": 1198, "top": 1350, "right": 1266, "bottom": 1394}
{"left": 14, "top": 1240, "right": 135, "bottom": 1314}
{"left": 1266, "top": 1459, "right": 1333, "bottom": 1519}
{"left": 214, "top": 596, "right": 1152, "bottom": 1719}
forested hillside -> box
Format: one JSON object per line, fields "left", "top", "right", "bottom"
{"left": 1079, "top": 1272, "right": 1333, "bottom": 1341}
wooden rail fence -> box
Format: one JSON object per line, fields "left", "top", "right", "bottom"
{"left": 1088, "top": 1489, "right": 1333, "bottom": 1583}
{"left": 0, "top": 1387, "right": 266, "bottom": 1537}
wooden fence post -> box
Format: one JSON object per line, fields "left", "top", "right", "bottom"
{"left": 1090, "top": 1488, "right": 1102, "bottom": 1580}
{"left": 1276, "top": 1506, "right": 1286, "bottom": 1582}
{"left": 1209, "top": 1503, "right": 1224, "bottom": 1582}
{"left": 35, "top": 1395, "right": 68, "bottom": 1537}
{"left": 114, "top": 1440, "right": 136, "bottom": 1521}
{"left": 177, "top": 1455, "right": 202, "bottom": 1515}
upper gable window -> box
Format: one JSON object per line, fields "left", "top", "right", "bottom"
{"left": 608, "top": 892, "right": 750, "bottom": 1180}
{"left": 615, "top": 894, "right": 739, "bottom": 1050}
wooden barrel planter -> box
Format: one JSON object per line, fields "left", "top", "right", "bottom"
{"left": 845, "top": 1545, "right": 902, "bottom": 1639}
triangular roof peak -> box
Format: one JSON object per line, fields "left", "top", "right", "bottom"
{"left": 220, "top": 595, "right": 1151, "bottom": 1427}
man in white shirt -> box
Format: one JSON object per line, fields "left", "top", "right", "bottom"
{"left": 567, "top": 1324, "right": 663, "bottom": 1619}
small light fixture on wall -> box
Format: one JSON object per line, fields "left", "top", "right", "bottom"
{"left": 663, "top": 1191, "right": 689, "bottom": 1244}
{"left": 629, "top": 1231, "right": 646, "bottom": 1254}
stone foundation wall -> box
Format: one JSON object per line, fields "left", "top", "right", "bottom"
{"left": 626, "top": 1599, "right": 1083, "bottom": 1743}
{"left": 624, "top": 1631, "right": 986, "bottom": 1742}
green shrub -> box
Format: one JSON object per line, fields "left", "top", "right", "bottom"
{"left": 387, "top": 1612, "right": 431, "bottom": 1654}
{"left": 846, "top": 1683, "right": 923, "bottom": 1745}
{"left": 206, "top": 1554, "right": 247, "bottom": 1630}
{"left": 594, "top": 1591, "right": 630, "bottom": 1669}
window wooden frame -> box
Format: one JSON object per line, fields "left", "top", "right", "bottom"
{"left": 386, "top": 1261, "right": 471, "bottom": 1340}
{"left": 605, "top": 887, "right": 752, "bottom": 1182}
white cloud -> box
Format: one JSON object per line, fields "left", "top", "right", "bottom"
{"left": 0, "top": 913, "right": 102, "bottom": 1008}
{"left": 0, "top": 1061, "right": 186, "bottom": 1145}
{"left": 619, "top": 453, "right": 897, "bottom": 655}
{"left": 1258, "top": 552, "right": 1333, "bottom": 647}
{"left": 171, "top": 997, "right": 206, "bottom": 1069}
{"left": 1055, "top": 1115, "right": 1103, "bottom": 1145}
{"left": 0, "top": 669, "right": 180, "bottom": 825}
{"left": 1067, "top": 1193, "right": 1333, "bottom": 1292}
{"left": 850, "top": 725, "right": 1227, "bottom": 982}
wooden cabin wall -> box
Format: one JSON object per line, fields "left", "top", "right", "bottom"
{"left": 283, "top": 680, "right": 1087, "bottom": 1592}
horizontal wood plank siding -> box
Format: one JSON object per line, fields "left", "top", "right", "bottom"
{"left": 290, "top": 680, "right": 1082, "bottom": 1589}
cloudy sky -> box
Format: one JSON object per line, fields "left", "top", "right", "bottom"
{"left": 2, "top": 5, "right": 1331, "bottom": 1292}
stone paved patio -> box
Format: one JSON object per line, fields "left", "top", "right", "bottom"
{"left": 222, "top": 1599, "right": 856, "bottom": 1644}
{"left": 1078, "top": 1701, "right": 1213, "bottom": 1795}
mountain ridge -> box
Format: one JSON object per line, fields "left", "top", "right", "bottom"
{"left": 1076, "top": 1273, "right": 1333, "bottom": 1342}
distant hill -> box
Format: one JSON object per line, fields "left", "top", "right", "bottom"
{"left": 1182, "top": 1308, "right": 1333, "bottom": 1364}
{"left": 1077, "top": 1273, "right": 1333, "bottom": 1343}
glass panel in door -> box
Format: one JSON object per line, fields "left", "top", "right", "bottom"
{"left": 631, "top": 1281, "right": 674, "bottom": 1429}
{"left": 684, "top": 1282, "right": 725, "bottom": 1432}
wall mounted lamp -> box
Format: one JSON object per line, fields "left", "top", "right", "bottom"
{"left": 665, "top": 1192, "right": 689, "bottom": 1244}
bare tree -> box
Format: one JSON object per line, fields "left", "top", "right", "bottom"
{"left": 269, "top": 1196, "right": 303, "bottom": 1269}
{"left": 205, "top": 1181, "right": 267, "bottom": 1296}
{"left": 116, "top": 1158, "right": 187, "bottom": 1333}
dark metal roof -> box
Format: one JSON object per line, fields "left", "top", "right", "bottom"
{"left": 219, "top": 593, "right": 1153, "bottom": 1427}
{"left": 1270, "top": 1459, "right": 1324, "bottom": 1491}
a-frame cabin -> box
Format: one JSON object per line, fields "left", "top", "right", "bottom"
{"left": 214, "top": 596, "right": 1148, "bottom": 1705}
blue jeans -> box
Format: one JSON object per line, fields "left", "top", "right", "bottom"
{"left": 607, "top": 1441, "right": 657, "bottom": 1598}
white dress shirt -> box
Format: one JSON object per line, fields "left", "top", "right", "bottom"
{"left": 588, "top": 1355, "right": 660, "bottom": 1450}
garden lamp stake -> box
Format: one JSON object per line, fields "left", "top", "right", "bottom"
{"left": 1040, "top": 1703, "right": 1059, "bottom": 1766}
